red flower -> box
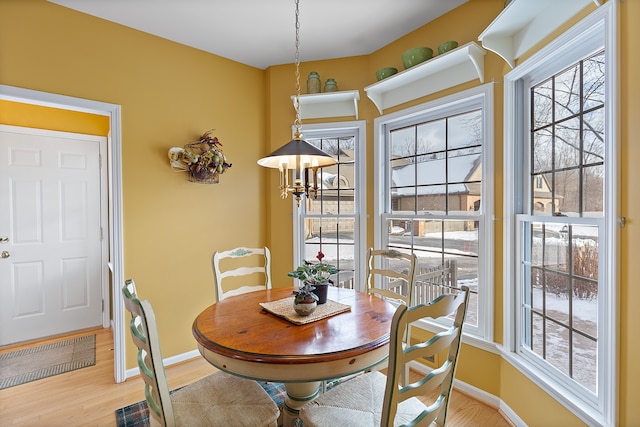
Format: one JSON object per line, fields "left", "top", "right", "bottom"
{"left": 316, "top": 251, "right": 325, "bottom": 262}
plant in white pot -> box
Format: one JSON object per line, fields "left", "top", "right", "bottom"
{"left": 291, "top": 283, "right": 319, "bottom": 316}
{"left": 288, "top": 251, "right": 339, "bottom": 305}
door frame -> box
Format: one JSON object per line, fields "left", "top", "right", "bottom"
{"left": 0, "top": 85, "right": 126, "bottom": 383}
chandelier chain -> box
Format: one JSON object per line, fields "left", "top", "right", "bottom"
{"left": 293, "top": 0, "right": 302, "bottom": 137}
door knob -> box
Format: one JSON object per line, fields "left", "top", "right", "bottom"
{"left": 1, "top": 251, "right": 9, "bottom": 259}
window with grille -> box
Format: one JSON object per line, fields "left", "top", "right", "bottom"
{"left": 293, "top": 122, "right": 366, "bottom": 291}
{"left": 521, "top": 51, "right": 604, "bottom": 393}
{"left": 374, "top": 84, "right": 494, "bottom": 339}
{"left": 504, "top": 4, "right": 617, "bottom": 424}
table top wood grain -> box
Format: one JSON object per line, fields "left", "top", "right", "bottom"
{"left": 192, "top": 286, "right": 396, "bottom": 366}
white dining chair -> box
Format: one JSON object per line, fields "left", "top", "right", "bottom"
{"left": 212, "top": 246, "right": 272, "bottom": 302}
{"left": 300, "top": 286, "right": 470, "bottom": 427}
{"left": 122, "top": 279, "right": 280, "bottom": 427}
{"left": 366, "top": 248, "right": 418, "bottom": 385}
{"left": 366, "top": 248, "right": 418, "bottom": 306}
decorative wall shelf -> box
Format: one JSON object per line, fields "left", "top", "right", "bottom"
{"left": 364, "top": 42, "right": 486, "bottom": 115}
{"left": 478, "top": 0, "right": 601, "bottom": 69}
{"left": 292, "top": 90, "right": 360, "bottom": 120}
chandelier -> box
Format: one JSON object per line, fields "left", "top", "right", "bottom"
{"left": 257, "top": 0, "right": 337, "bottom": 207}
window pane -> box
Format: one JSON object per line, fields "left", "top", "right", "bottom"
{"left": 545, "top": 271, "right": 570, "bottom": 324}
{"left": 448, "top": 150, "right": 481, "bottom": 215}
{"left": 583, "top": 108, "right": 605, "bottom": 165}
{"left": 531, "top": 268, "right": 543, "bottom": 311}
{"left": 533, "top": 128, "right": 553, "bottom": 173}
{"left": 305, "top": 136, "right": 357, "bottom": 215}
{"left": 302, "top": 218, "right": 351, "bottom": 284}
{"left": 417, "top": 154, "right": 445, "bottom": 186}
{"left": 532, "top": 174, "right": 554, "bottom": 215}
{"left": 555, "top": 117, "right": 581, "bottom": 170}
{"left": 546, "top": 321, "right": 570, "bottom": 374}
{"left": 555, "top": 63, "right": 581, "bottom": 121}
{"left": 583, "top": 165, "right": 604, "bottom": 215}
{"left": 531, "top": 312, "right": 544, "bottom": 357}
{"left": 392, "top": 158, "right": 416, "bottom": 187}
{"left": 407, "top": 220, "right": 479, "bottom": 327}
{"left": 448, "top": 110, "right": 482, "bottom": 149}
{"left": 544, "top": 224, "right": 570, "bottom": 272}
{"left": 573, "top": 334, "right": 597, "bottom": 392}
{"left": 533, "top": 78, "right": 553, "bottom": 129}
{"left": 583, "top": 52, "right": 605, "bottom": 111}
{"left": 417, "top": 119, "right": 445, "bottom": 153}
{"left": 391, "top": 127, "right": 415, "bottom": 157}
{"left": 387, "top": 218, "right": 414, "bottom": 249}
{"left": 554, "top": 169, "right": 581, "bottom": 215}
{"left": 417, "top": 185, "right": 446, "bottom": 212}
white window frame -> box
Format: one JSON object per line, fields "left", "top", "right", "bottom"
{"left": 503, "top": 3, "right": 618, "bottom": 426}
{"left": 373, "top": 84, "right": 494, "bottom": 344}
{"left": 293, "top": 121, "right": 367, "bottom": 290}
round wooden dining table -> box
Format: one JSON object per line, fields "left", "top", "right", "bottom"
{"left": 192, "top": 286, "right": 396, "bottom": 427}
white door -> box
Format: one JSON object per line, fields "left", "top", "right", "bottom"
{"left": 0, "top": 126, "right": 105, "bottom": 345}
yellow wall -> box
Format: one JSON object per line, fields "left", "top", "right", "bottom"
{"left": 0, "top": 0, "right": 268, "bottom": 366}
{"left": 0, "top": 100, "right": 110, "bottom": 135}
{"left": 1, "top": 0, "right": 638, "bottom": 424}
{"left": 617, "top": 1, "right": 639, "bottom": 424}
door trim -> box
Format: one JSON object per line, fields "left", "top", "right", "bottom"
{"left": 0, "top": 85, "right": 126, "bottom": 383}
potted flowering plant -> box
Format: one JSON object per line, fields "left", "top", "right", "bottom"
{"left": 289, "top": 251, "right": 338, "bottom": 305}
{"left": 291, "top": 283, "right": 318, "bottom": 316}
{"left": 292, "top": 282, "right": 318, "bottom": 303}
{"left": 168, "top": 129, "right": 232, "bottom": 183}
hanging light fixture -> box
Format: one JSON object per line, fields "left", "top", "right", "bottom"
{"left": 257, "top": 0, "right": 337, "bottom": 207}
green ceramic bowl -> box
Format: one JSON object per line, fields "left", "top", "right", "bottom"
{"left": 438, "top": 41, "right": 459, "bottom": 55}
{"left": 376, "top": 67, "right": 398, "bottom": 81}
{"left": 401, "top": 47, "right": 433, "bottom": 69}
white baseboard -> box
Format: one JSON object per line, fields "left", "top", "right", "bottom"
{"left": 407, "top": 361, "right": 526, "bottom": 427}
{"left": 124, "top": 349, "right": 202, "bottom": 380}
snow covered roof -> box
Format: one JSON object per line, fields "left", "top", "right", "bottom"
{"left": 392, "top": 154, "right": 481, "bottom": 196}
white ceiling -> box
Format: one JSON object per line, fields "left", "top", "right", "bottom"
{"left": 47, "top": 0, "right": 469, "bottom": 70}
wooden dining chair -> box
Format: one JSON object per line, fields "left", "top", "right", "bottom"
{"left": 365, "top": 248, "right": 418, "bottom": 384}
{"left": 122, "top": 279, "right": 280, "bottom": 427}
{"left": 212, "top": 246, "right": 272, "bottom": 302}
{"left": 366, "top": 248, "right": 418, "bottom": 306}
{"left": 300, "top": 286, "right": 470, "bottom": 427}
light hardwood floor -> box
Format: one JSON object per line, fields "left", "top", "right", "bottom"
{"left": 0, "top": 327, "right": 513, "bottom": 426}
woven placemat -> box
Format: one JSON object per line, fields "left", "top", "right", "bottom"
{"left": 260, "top": 297, "right": 351, "bottom": 325}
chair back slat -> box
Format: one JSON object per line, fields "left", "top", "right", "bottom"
{"left": 212, "top": 246, "right": 272, "bottom": 301}
{"left": 123, "top": 280, "right": 175, "bottom": 427}
{"left": 366, "top": 248, "right": 418, "bottom": 306}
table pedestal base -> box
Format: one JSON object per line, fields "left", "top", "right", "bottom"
{"left": 282, "top": 381, "right": 321, "bottom": 427}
